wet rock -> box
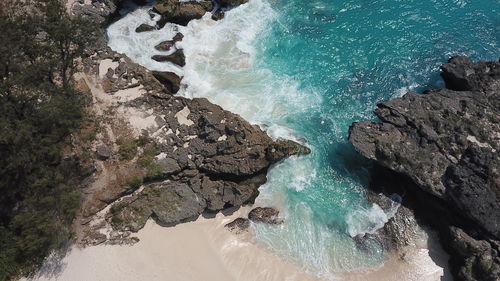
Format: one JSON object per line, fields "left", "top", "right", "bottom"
{"left": 151, "top": 49, "right": 185, "bottom": 66}
{"left": 152, "top": 71, "right": 181, "bottom": 94}
{"left": 266, "top": 139, "right": 311, "bottom": 162}
{"left": 211, "top": 10, "right": 225, "bottom": 21}
{"left": 154, "top": 33, "right": 183, "bottom": 51}
{"left": 248, "top": 207, "right": 283, "bottom": 224}
{"left": 154, "top": 41, "right": 174, "bottom": 51}
{"left": 96, "top": 144, "right": 112, "bottom": 160}
{"left": 225, "top": 218, "right": 250, "bottom": 234}
{"left": 135, "top": 23, "right": 155, "bottom": 33}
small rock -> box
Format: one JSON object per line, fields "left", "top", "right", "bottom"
{"left": 151, "top": 49, "right": 185, "bottom": 66}
{"left": 219, "top": 0, "right": 249, "bottom": 8}
{"left": 225, "top": 218, "right": 250, "bottom": 234}
{"left": 96, "top": 144, "right": 111, "bottom": 160}
{"left": 135, "top": 23, "right": 155, "bottom": 33}
{"left": 211, "top": 10, "right": 225, "bottom": 21}
{"left": 248, "top": 207, "right": 283, "bottom": 224}
{"left": 154, "top": 41, "right": 175, "bottom": 51}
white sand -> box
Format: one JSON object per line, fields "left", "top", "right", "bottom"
{"left": 25, "top": 207, "right": 450, "bottom": 281}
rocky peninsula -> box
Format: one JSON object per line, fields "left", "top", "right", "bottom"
{"left": 64, "top": 0, "right": 310, "bottom": 245}
{"left": 349, "top": 57, "right": 500, "bottom": 281}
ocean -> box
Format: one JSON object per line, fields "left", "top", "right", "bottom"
{"left": 107, "top": 0, "right": 498, "bottom": 278}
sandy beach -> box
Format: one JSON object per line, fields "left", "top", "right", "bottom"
{"left": 25, "top": 206, "right": 450, "bottom": 281}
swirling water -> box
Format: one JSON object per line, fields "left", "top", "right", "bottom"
{"left": 107, "top": 0, "right": 498, "bottom": 278}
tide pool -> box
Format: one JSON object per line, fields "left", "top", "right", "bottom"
{"left": 107, "top": 0, "right": 498, "bottom": 278}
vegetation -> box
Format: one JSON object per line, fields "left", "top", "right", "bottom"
{"left": 0, "top": 0, "right": 99, "bottom": 279}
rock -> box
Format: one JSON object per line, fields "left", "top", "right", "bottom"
{"left": 135, "top": 23, "right": 155, "bottom": 33}
{"left": 225, "top": 218, "right": 250, "bottom": 234}
{"left": 172, "top": 32, "right": 184, "bottom": 41}
{"left": 154, "top": 0, "right": 213, "bottom": 27}
{"left": 218, "top": 0, "right": 249, "bottom": 8}
{"left": 154, "top": 41, "right": 174, "bottom": 51}
{"left": 96, "top": 144, "right": 111, "bottom": 160}
{"left": 441, "top": 56, "right": 500, "bottom": 92}
{"left": 154, "top": 33, "right": 183, "bottom": 51}
{"left": 348, "top": 57, "right": 500, "bottom": 281}
{"left": 444, "top": 146, "right": 500, "bottom": 238}
{"left": 266, "top": 139, "right": 311, "bottom": 162}
{"left": 248, "top": 207, "right": 283, "bottom": 224}
{"left": 151, "top": 49, "right": 185, "bottom": 66}
{"left": 152, "top": 71, "right": 182, "bottom": 94}
{"left": 211, "top": 10, "right": 225, "bottom": 21}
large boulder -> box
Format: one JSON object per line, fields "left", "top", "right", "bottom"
{"left": 152, "top": 71, "right": 181, "bottom": 94}
{"left": 225, "top": 218, "right": 250, "bottom": 234}
{"left": 248, "top": 207, "right": 283, "bottom": 224}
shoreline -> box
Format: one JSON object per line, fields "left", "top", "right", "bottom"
{"left": 25, "top": 205, "right": 449, "bottom": 281}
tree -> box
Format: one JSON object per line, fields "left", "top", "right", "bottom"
{"left": 0, "top": 0, "right": 99, "bottom": 279}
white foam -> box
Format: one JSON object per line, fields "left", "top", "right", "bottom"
{"left": 346, "top": 194, "right": 401, "bottom": 238}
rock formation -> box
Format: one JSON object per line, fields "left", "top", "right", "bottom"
{"left": 248, "top": 207, "right": 283, "bottom": 224}
{"left": 349, "top": 57, "right": 500, "bottom": 281}
{"left": 71, "top": 0, "right": 309, "bottom": 245}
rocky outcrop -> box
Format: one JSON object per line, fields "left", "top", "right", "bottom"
{"left": 248, "top": 207, "right": 283, "bottom": 224}
{"left": 348, "top": 57, "right": 500, "bottom": 281}
{"left": 154, "top": 0, "right": 213, "bottom": 27}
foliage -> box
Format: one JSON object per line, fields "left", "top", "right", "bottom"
{"left": 0, "top": 0, "right": 99, "bottom": 279}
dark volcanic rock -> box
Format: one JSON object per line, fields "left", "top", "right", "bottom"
{"left": 154, "top": 0, "right": 213, "bottom": 27}
{"left": 348, "top": 57, "right": 500, "bottom": 281}
{"left": 151, "top": 49, "right": 185, "bottom": 66}
{"left": 225, "top": 218, "right": 250, "bottom": 234}
{"left": 248, "top": 207, "right": 283, "bottom": 224}
{"left": 441, "top": 56, "right": 500, "bottom": 92}
{"left": 152, "top": 71, "right": 181, "bottom": 94}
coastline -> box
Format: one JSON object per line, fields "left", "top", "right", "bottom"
{"left": 25, "top": 205, "right": 449, "bottom": 281}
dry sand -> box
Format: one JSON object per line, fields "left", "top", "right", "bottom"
{"left": 25, "top": 207, "right": 450, "bottom": 281}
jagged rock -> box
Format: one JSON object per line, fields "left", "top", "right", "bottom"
{"left": 348, "top": 57, "right": 500, "bottom": 280}
{"left": 266, "top": 139, "right": 311, "bottom": 162}
{"left": 154, "top": 32, "right": 183, "bottom": 51}
{"left": 218, "top": 0, "right": 249, "bottom": 8}
{"left": 225, "top": 218, "right": 250, "bottom": 234}
{"left": 444, "top": 146, "right": 500, "bottom": 238}
{"left": 152, "top": 71, "right": 181, "bottom": 94}
{"left": 135, "top": 23, "right": 155, "bottom": 33}
{"left": 151, "top": 49, "right": 185, "bottom": 66}
{"left": 96, "top": 144, "right": 111, "bottom": 160}
{"left": 248, "top": 207, "right": 283, "bottom": 224}
{"left": 154, "top": 41, "right": 174, "bottom": 51}
{"left": 441, "top": 56, "right": 500, "bottom": 92}
{"left": 154, "top": 0, "right": 213, "bottom": 27}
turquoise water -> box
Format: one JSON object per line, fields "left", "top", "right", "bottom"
{"left": 108, "top": 0, "right": 498, "bottom": 278}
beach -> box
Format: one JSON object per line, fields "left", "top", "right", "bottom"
{"left": 26, "top": 206, "right": 449, "bottom": 281}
